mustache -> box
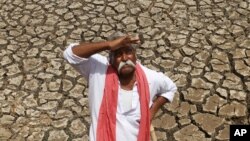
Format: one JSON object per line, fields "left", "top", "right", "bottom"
{"left": 118, "top": 60, "right": 136, "bottom": 73}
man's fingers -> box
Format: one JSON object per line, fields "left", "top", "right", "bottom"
{"left": 126, "top": 35, "right": 141, "bottom": 44}
{"left": 114, "top": 35, "right": 141, "bottom": 49}
{"left": 135, "top": 40, "right": 141, "bottom": 44}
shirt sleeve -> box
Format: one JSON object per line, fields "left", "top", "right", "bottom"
{"left": 154, "top": 72, "right": 177, "bottom": 102}
{"left": 141, "top": 65, "right": 177, "bottom": 102}
{"left": 63, "top": 43, "right": 108, "bottom": 80}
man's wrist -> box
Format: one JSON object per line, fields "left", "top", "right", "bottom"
{"left": 106, "top": 40, "right": 112, "bottom": 50}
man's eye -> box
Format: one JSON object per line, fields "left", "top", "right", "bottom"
{"left": 125, "top": 49, "right": 133, "bottom": 55}
{"left": 115, "top": 52, "right": 122, "bottom": 57}
{"left": 126, "top": 50, "right": 132, "bottom": 54}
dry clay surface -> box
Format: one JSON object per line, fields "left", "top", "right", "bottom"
{"left": 0, "top": 0, "right": 249, "bottom": 141}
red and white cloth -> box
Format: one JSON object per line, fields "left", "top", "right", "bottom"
{"left": 64, "top": 43, "right": 177, "bottom": 141}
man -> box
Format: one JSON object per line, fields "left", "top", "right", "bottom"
{"left": 63, "top": 32, "right": 177, "bottom": 141}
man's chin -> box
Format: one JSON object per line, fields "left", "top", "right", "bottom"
{"left": 118, "top": 67, "right": 135, "bottom": 76}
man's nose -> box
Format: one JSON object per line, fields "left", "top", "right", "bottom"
{"left": 121, "top": 52, "right": 128, "bottom": 61}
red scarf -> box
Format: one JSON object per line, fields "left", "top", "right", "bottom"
{"left": 96, "top": 64, "right": 150, "bottom": 141}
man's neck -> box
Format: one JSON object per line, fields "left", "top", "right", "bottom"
{"left": 119, "top": 72, "right": 136, "bottom": 90}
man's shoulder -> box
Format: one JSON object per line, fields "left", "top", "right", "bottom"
{"left": 90, "top": 54, "right": 109, "bottom": 64}
{"left": 139, "top": 63, "right": 167, "bottom": 81}
{"left": 139, "top": 64, "right": 158, "bottom": 74}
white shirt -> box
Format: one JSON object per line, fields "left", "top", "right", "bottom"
{"left": 63, "top": 43, "right": 177, "bottom": 141}
{"left": 119, "top": 88, "right": 133, "bottom": 112}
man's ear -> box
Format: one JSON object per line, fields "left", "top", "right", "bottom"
{"left": 108, "top": 52, "right": 114, "bottom": 64}
{"left": 109, "top": 57, "right": 112, "bottom": 64}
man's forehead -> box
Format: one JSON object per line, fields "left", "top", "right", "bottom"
{"left": 113, "top": 46, "right": 135, "bottom": 53}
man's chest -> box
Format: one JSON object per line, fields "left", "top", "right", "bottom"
{"left": 117, "top": 87, "right": 141, "bottom": 116}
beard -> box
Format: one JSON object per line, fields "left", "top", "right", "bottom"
{"left": 117, "top": 60, "right": 136, "bottom": 75}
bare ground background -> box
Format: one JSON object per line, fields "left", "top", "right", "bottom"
{"left": 0, "top": 0, "right": 249, "bottom": 140}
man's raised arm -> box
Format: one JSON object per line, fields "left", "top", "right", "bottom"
{"left": 72, "top": 35, "right": 140, "bottom": 58}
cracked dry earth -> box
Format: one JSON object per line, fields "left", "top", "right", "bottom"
{"left": 0, "top": 0, "right": 249, "bottom": 141}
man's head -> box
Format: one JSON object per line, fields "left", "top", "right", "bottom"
{"left": 108, "top": 31, "right": 138, "bottom": 77}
